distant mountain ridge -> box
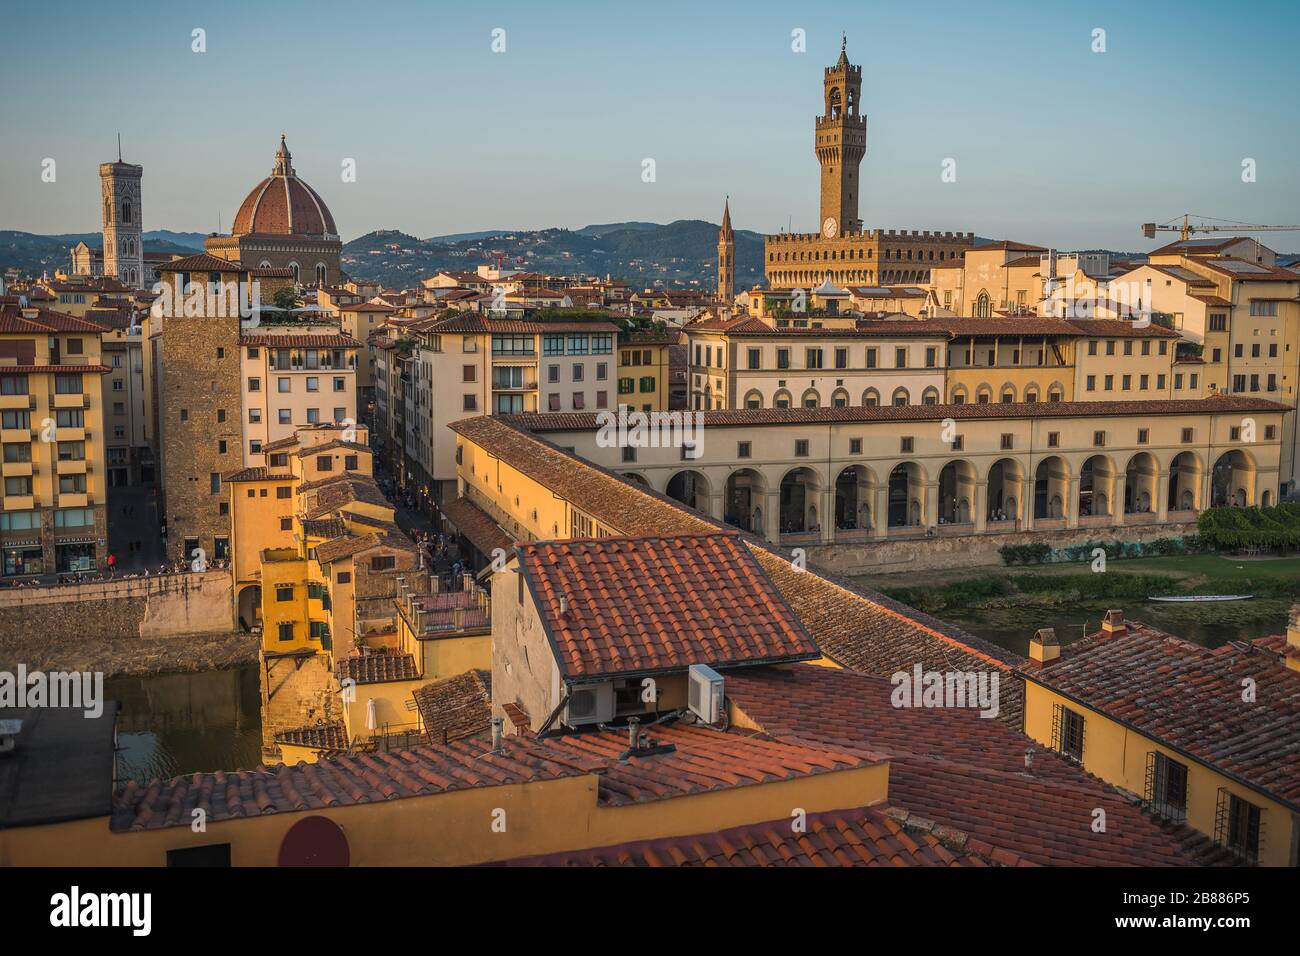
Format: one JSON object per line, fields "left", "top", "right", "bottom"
{"left": 0, "top": 229, "right": 206, "bottom": 277}
{"left": 339, "top": 220, "right": 765, "bottom": 288}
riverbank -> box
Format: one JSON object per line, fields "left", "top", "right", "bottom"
{"left": 0, "top": 628, "right": 259, "bottom": 680}
{"left": 858, "top": 553, "right": 1300, "bottom": 656}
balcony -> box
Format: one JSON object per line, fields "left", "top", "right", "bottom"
{"left": 56, "top": 458, "right": 87, "bottom": 475}
{"left": 2, "top": 495, "right": 35, "bottom": 511}
{"left": 52, "top": 392, "right": 84, "bottom": 409}
{"left": 58, "top": 493, "right": 89, "bottom": 508}
{"left": 0, "top": 394, "right": 30, "bottom": 410}
{"left": 0, "top": 460, "right": 32, "bottom": 477}
{"left": 0, "top": 428, "right": 31, "bottom": 445}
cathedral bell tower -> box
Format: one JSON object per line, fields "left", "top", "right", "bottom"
{"left": 816, "top": 36, "right": 866, "bottom": 238}
{"left": 100, "top": 141, "right": 145, "bottom": 289}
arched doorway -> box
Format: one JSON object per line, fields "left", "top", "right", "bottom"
{"left": 938, "top": 460, "right": 976, "bottom": 524}
{"left": 665, "top": 470, "right": 710, "bottom": 512}
{"left": 888, "top": 462, "right": 925, "bottom": 527}
{"left": 1211, "top": 450, "right": 1255, "bottom": 507}
{"left": 237, "top": 585, "right": 262, "bottom": 632}
{"left": 278, "top": 815, "right": 350, "bottom": 867}
{"left": 1125, "top": 452, "right": 1158, "bottom": 514}
{"left": 1034, "top": 457, "right": 1068, "bottom": 519}
{"left": 835, "top": 465, "right": 874, "bottom": 530}
{"left": 1167, "top": 451, "right": 1202, "bottom": 512}
{"left": 780, "top": 467, "right": 823, "bottom": 534}
{"left": 725, "top": 468, "right": 766, "bottom": 532}
{"left": 1078, "top": 455, "right": 1115, "bottom": 517}
{"left": 987, "top": 458, "right": 1023, "bottom": 522}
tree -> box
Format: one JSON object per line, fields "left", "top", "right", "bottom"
{"left": 273, "top": 287, "right": 302, "bottom": 312}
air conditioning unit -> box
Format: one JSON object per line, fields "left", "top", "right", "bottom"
{"left": 688, "top": 664, "right": 724, "bottom": 724}
{"left": 564, "top": 682, "right": 615, "bottom": 727}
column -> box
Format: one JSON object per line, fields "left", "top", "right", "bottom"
{"left": 974, "top": 480, "right": 988, "bottom": 534}
{"left": 873, "top": 485, "right": 888, "bottom": 540}
{"left": 1156, "top": 470, "right": 1169, "bottom": 523}
{"left": 764, "top": 490, "right": 781, "bottom": 543}
{"left": 1066, "top": 475, "right": 1080, "bottom": 529}
{"left": 924, "top": 481, "right": 939, "bottom": 530}
{"left": 1112, "top": 474, "right": 1127, "bottom": 526}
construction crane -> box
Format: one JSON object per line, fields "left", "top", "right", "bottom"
{"left": 1141, "top": 214, "right": 1300, "bottom": 241}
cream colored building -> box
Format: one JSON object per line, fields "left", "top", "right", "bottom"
{"left": 519, "top": 395, "right": 1285, "bottom": 545}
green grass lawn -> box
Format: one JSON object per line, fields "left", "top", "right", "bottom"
{"left": 1020, "top": 553, "right": 1300, "bottom": 587}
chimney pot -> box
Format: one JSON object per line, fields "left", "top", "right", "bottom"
{"left": 1101, "top": 608, "right": 1126, "bottom": 636}
{"left": 1029, "top": 627, "right": 1060, "bottom": 664}
{"left": 490, "top": 716, "right": 503, "bottom": 750}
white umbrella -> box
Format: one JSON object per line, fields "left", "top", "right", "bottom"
{"left": 365, "top": 698, "right": 377, "bottom": 731}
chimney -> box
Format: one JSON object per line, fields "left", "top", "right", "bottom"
{"left": 490, "top": 716, "right": 503, "bottom": 751}
{"left": 1100, "top": 609, "right": 1126, "bottom": 637}
{"left": 1028, "top": 628, "right": 1060, "bottom": 664}
{"left": 558, "top": 594, "right": 568, "bottom": 616}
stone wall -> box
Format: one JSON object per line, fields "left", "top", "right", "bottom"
{"left": 804, "top": 522, "right": 1198, "bottom": 576}
{"left": 259, "top": 652, "right": 341, "bottom": 757}
{"left": 0, "top": 570, "right": 247, "bottom": 676}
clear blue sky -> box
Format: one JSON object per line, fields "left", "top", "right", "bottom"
{"left": 2, "top": 0, "right": 1297, "bottom": 251}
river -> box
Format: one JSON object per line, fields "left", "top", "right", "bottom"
{"left": 106, "top": 663, "right": 264, "bottom": 781}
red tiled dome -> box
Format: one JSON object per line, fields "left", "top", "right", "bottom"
{"left": 231, "top": 135, "right": 337, "bottom": 239}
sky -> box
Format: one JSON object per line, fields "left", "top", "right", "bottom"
{"left": 1, "top": 0, "right": 1298, "bottom": 251}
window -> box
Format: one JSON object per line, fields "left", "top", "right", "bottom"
{"left": 278, "top": 378, "right": 290, "bottom": 393}
{"left": 316, "top": 456, "right": 333, "bottom": 473}
{"left": 0, "top": 375, "right": 28, "bottom": 395}
{"left": 1000, "top": 434, "right": 1013, "bottom": 450}
{"left": 463, "top": 394, "right": 477, "bottom": 412}
{"left": 834, "top": 347, "right": 847, "bottom": 370}
{"left": 278, "top": 409, "right": 292, "bottom": 425}
{"left": 805, "top": 348, "right": 823, "bottom": 369}
{"left": 572, "top": 364, "right": 584, "bottom": 382}
{"left": 337, "top": 571, "right": 351, "bottom": 584}
{"left": 57, "top": 441, "right": 85, "bottom": 461}
{"left": 4, "top": 476, "right": 33, "bottom": 496}
{"left": 1265, "top": 425, "right": 1276, "bottom": 441}
{"left": 1137, "top": 429, "right": 1149, "bottom": 445}
{"left": 900, "top": 437, "right": 913, "bottom": 454}
{"left": 276, "top": 486, "right": 291, "bottom": 499}
{"left": 1, "top": 410, "right": 30, "bottom": 430}
{"left": 1145, "top": 752, "right": 1188, "bottom": 822}
{"left": 2, "top": 443, "right": 30, "bottom": 464}
{"left": 849, "top": 438, "right": 862, "bottom": 454}
{"left": 278, "top": 622, "right": 294, "bottom": 642}
{"left": 621, "top": 446, "right": 637, "bottom": 463}
{"left": 951, "top": 435, "right": 964, "bottom": 451}
{"left": 895, "top": 347, "right": 907, "bottom": 368}
{"left": 248, "top": 377, "right": 261, "bottom": 392}
{"left": 280, "top": 517, "right": 293, "bottom": 531}
{"left": 59, "top": 473, "right": 86, "bottom": 494}
{"left": 777, "top": 349, "right": 790, "bottom": 370}
{"left": 866, "top": 348, "right": 878, "bottom": 369}
{"left": 1216, "top": 790, "right": 1261, "bottom": 863}
{"left": 795, "top": 439, "right": 809, "bottom": 457}
{"left": 737, "top": 441, "right": 751, "bottom": 459}
{"left": 55, "top": 373, "right": 82, "bottom": 394}
{"left": 371, "top": 555, "right": 396, "bottom": 571}
{"left": 1208, "top": 313, "right": 1226, "bottom": 332}
{"left": 1093, "top": 431, "right": 1106, "bottom": 447}
{"left": 306, "top": 377, "right": 319, "bottom": 392}
{"left": 1051, "top": 704, "right": 1085, "bottom": 762}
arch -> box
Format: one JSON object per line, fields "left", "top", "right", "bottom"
{"left": 772, "top": 388, "right": 792, "bottom": 410}
{"left": 987, "top": 458, "right": 1024, "bottom": 522}
{"left": 974, "top": 290, "right": 992, "bottom": 317}
{"left": 835, "top": 464, "right": 876, "bottom": 530}
{"left": 665, "top": 470, "right": 710, "bottom": 512}
{"left": 780, "top": 467, "right": 823, "bottom": 534}
{"left": 999, "top": 383, "right": 1017, "bottom": 403}
{"left": 278, "top": 815, "right": 349, "bottom": 867}
{"left": 725, "top": 468, "right": 767, "bottom": 532}
{"left": 237, "top": 584, "right": 262, "bottom": 632}
{"left": 1047, "top": 382, "right": 1065, "bottom": 402}
{"left": 800, "top": 388, "right": 821, "bottom": 408}
{"left": 831, "top": 387, "right": 850, "bottom": 408}
{"left": 1211, "top": 450, "right": 1255, "bottom": 508}
{"left": 887, "top": 461, "right": 926, "bottom": 528}
{"left": 949, "top": 385, "right": 968, "bottom": 405}
{"left": 1167, "top": 451, "right": 1203, "bottom": 512}
{"left": 621, "top": 472, "right": 650, "bottom": 487}
{"left": 1023, "top": 387, "right": 1039, "bottom": 403}
{"left": 975, "top": 385, "right": 993, "bottom": 404}
{"left": 1262, "top": 489, "right": 1273, "bottom": 507}
{"left": 1078, "top": 454, "right": 1116, "bottom": 517}
{"left": 288, "top": 261, "right": 301, "bottom": 282}
{"left": 862, "top": 387, "right": 880, "bottom": 407}
{"left": 937, "top": 459, "right": 976, "bottom": 525}
{"left": 1034, "top": 456, "right": 1069, "bottom": 519}
{"left": 921, "top": 386, "right": 940, "bottom": 405}
{"left": 891, "top": 387, "right": 910, "bottom": 407}
{"left": 742, "top": 389, "right": 764, "bottom": 409}
{"left": 1125, "top": 452, "right": 1159, "bottom": 514}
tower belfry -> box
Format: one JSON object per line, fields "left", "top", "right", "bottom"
{"left": 816, "top": 36, "right": 866, "bottom": 237}
{"left": 100, "top": 144, "right": 144, "bottom": 289}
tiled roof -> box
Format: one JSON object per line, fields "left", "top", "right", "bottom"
{"left": 222, "top": 467, "right": 292, "bottom": 482}
{"left": 154, "top": 253, "right": 246, "bottom": 273}
{"left": 1018, "top": 622, "right": 1300, "bottom": 810}
{"left": 301, "top": 517, "right": 346, "bottom": 539}
{"left": 305, "top": 478, "right": 393, "bottom": 518}
{"left": 335, "top": 652, "right": 420, "bottom": 685}
{"left": 259, "top": 435, "right": 301, "bottom": 453}
{"left": 1186, "top": 256, "right": 1300, "bottom": 282}
{"left": 240, "top": 333, "right": 362, "bottom": 348}
{"left": 1065, "top": 319, "right": 1180, "bottom": 338}
{"left": 110, "top": 737, "right": 600, "bottom": 832}
{"left": 501, "top": 393, "right": 1289, "bottom": 432}
{"left": 500, "top": 805, "right": 988, "bottom": 866}
{"left": 439, "top": 496, "right": 513, "bottom": 558}
{"left": 725, "top": 665, "right": 1237, "bottom": 866}
{"left": 296, "top": 439, "right": 369, "bottom": 457}
{"left": 314, "top": 531, "right": 407, "bottom": 564}
{"left": 516, "top": 532, "right": 819, "bottom": 679}
{"left": 412, "top": 669, "right": 492, "bottom": 745}
{"left": 274, "top": 721, "right": 349, "bottom": 754}
{"left": 0, "top": 305, "right": 110, "bottom": 334}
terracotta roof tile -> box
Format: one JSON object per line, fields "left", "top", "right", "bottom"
{"left": 336, "top": 652, "right": 420, "bottom": 685}
{"left": 1019, "top": 621, "right": 1300, "bottom": 810}
{"left": 412, "top": 669, "right": 492, "bottom": 745}
{"left": 516, "top": 532, "right": 819, "bottom": 678}
{"left": 439, "top": 496, "right": 513, "bottom": 558}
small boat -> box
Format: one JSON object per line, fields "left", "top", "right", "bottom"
{"left": 1148, "top": 594, "right": 1253, "bottom": 603}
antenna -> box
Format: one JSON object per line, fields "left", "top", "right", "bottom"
{"left": 117, "top": 133, "right": 122, "bottom": 162}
